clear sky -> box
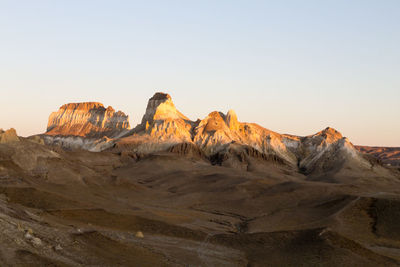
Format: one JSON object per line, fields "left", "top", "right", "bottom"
{"left": 1, "top": 0, "right": 399, "bottom": 146}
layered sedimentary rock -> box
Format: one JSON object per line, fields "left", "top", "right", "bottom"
{"left": 113, "top": 93, "right": 302, "bottom": 164}
{"left": 356, "top": 146, "right": 400, "bottom": 167}
{"left": 42, "top": 102, "right": 130, "bottom": 151}
{"left": 226, "top": 110, "right": 240, "bottom": 131}
{"left": 115, "top": 93, "right": 194, "bottom": 153}
{"left": 0, "top": 128, "right": 20, "bottom": 143}
{"left": 138, "top": 92, "right": 192, "bottom": 141}
{"left": 297, "top": 127, "right": 362, "bottom": 174}
{"left": 111, "top": 92, "right": 367, "bottom": 175}
{"left": 46, "top": 102, "right": 130, "bottom": 138}
{"left": 40, "top": 92, "right": 372, "bottom": 175}
{"left": 192, "top": 110, "right": 300, "bottom": 164}
{"left": 140, "top": 93, "right": 189, "bottom": 126}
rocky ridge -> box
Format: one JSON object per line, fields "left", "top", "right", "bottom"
{"left": 46, "top": 102, "right": 130, "bottom": 138}
{"left": 136, "top": 92, "right": 193, "bottom": 142}
{"left": 111, "top": 92, "right": 370, "bottom": 175}
{"left": 39, "top": 92, "right": 375, "bottom": 175}
{"left": 0, "top": 128, "right": 19, "bottom": 143}
{"left": 43, "top": 102, "right": 130, "bottom": 151}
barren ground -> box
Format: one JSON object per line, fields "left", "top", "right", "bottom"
{"left": 1, "top": 140, "right": 400, "bottom": 266}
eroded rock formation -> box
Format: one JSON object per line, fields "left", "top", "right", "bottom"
{"left": 111, "top": 92, "right": 366, "bottom": 175}
{"left": 0, "top": 128, "right": 20, "bottom": 143}
{"left": 46, "top": 102, "right": 130, "bottom": 138}
{"left": 40, "top": 92, "right": 371, "bottom": 175}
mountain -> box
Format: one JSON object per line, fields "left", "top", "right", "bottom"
{"left": 113, "top": 92, "right": 302, "bottom": 162}
{"left": 35, "top": 92, "right": 392, "bottom": 178}
{"left": 110, "top": 92, "right": 374, "bottom": 176}
{"left": 297, "top": 127, "right": 357, "bottom": 174}
{"left": 0, "top": 128, "right": 19, "bottom": 143}
{"left": 139, "top": 92, "right": 190, "bottom": 130}
{"left": 42, "top": 102, "right": 130, "bottom": 151}
{"left": 192, "top": 110, "right": 300, "bottom": 165}
{"left": 46, "top": 102, "right": 130, "bottom": 137}
{"left": 113, "top": 93, "right": 194, "bottom": 154}
{"left": 33, "top": 92, "right": 382, "bottom": 177}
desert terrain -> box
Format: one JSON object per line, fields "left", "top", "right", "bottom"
{"left": 356, "top": 146, "right": 400, "bottom": 167}
{"left": 0, "top": 93, "right": 399, "bottom": 266}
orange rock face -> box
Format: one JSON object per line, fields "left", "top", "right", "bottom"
{"left": 0, "top": 128, "right": 20, "bottom": 143}
{"left": 46, "top": 102, "right": 130, "bottom": 138}
{"left": 42, "top": 93, "right": 365, "bottom": 173}
{"left": 109, "top": 92, "right": 356, "bottom": 169}
{"left": 135, "top": 92, "right": 193, "bottom": 141}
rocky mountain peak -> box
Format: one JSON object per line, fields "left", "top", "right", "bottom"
{"left": 150, "top": 92, "right": 172, "bottom": 101}
{"left": 0, "top": 128, "right": 20, "bottom": 143}
{"left": 302, "top": 127, "right": 347, "bottom": 149}
{"left": 124, "top": 93, "right": 194, "bottom": 147}
{"left": 203, "top": 112, "right": 227, "bottom": 133}
{"left": 41, "top": 93, "right": 367, "bottom": 176}
{"left": 106, "top": 106, "right": 115, "bottom": 112}
{"left": 225, "top": 109, "right": 240, "bottom": 131}
{"left": 314, "top": 127, "right": 344, "bottom": 143}
{"left": 46, "top": 102, "right": 130, "bottom": 138}
{"left": 321, "top": 127, "right": 342, "bottom": 135}
{"left": 196, "top": 110, "right": 240, "bottom": 134}
{"left": 140, "top": 92, "right": 189, "bottom": 127}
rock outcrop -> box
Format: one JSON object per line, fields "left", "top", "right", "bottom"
{"left": 42, "top": 102, "right": 130, "bottom": 151}
{"left": 0, "top": 128, "right": 20, "bottom": 143}
{"left": 114, "top": 93, "right": 194, "bottom": 153}
{"left": 226, "top": 110, "right": 240, "bottom": 131}
{"left": 192, "top": 110, "right": 300, "bottom": 165}
{"left": 40, "top": 92, "right": 371, "bottom": 175}
{"left": 297, "top": 127, "right": 361, "bottom": 174}
{"left": 136, "top": 93, "right": 193, "bottom": 142}
{"left": 114, "top": 92, "right": 369, "bottom": 175}
{"left": 139, "top": 93, "right": 189, "bottom": 127}
{"left": 46, "top": 102, "right": 130, "bottom": 138}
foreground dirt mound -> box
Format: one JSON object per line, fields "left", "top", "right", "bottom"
{"left": 211, "top": 228, "right": 397, "bottom": 266}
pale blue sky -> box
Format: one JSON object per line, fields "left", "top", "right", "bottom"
{"left": 1, "top": 0, "right": 399, "bottom": 146}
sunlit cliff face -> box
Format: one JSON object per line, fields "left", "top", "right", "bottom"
{"left": 46, "top": 102, "right": 130, "bottom": 138}
{"left": 42, "top": 92, "right": 365, "bottom": 173}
